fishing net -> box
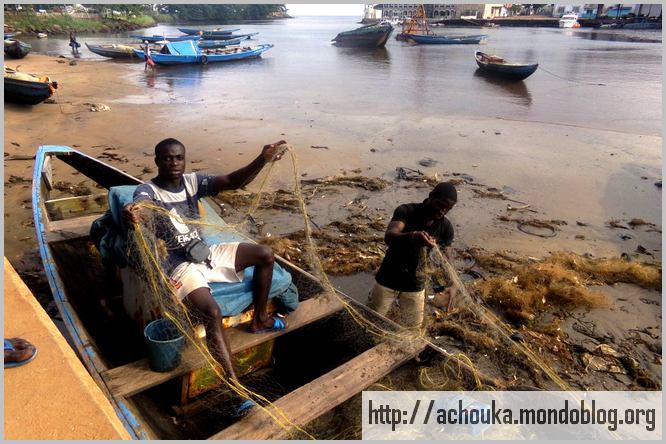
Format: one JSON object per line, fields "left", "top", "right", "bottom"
{"left": 117, "top": 143, "right": 660, "bottom": 438}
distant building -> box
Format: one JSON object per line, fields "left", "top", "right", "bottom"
{"left": 633, "top": 4, "right": 662, "bottom": 17}
{"left": 455, "top": 4, "right": 507, "bottom": 19}
{"left": 363, "top": 4, "right": 382, "bottom": 20}
{"left": 554, "top": 4, "right": 662, "bottom": 19}
{"left": 375, "top": 4, "right": 507, "bottom": 20}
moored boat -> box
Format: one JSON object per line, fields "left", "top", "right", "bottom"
{"left": 558, "top": 13, "right": 580, "bottom": 28}
{"left": 178, "top": 27, "right": 240, "bottom": 36}
{"left": 474, "top": 50, "right": 538, "bottom": 81}
{"left": 332, "top": 23, "right": 394, "bottom": 48}
{"left": 4, "top": 65, "right": 58, "bottom": 105}
{"left": 408, "top": 33, "right": 487, "bottom": 44}
{"left": 198, "top": 38, "right": 243, "bottom": 49}
{"left": 4, "top": 39, "right": 31, "bottom": 59}
{"left": 133, "top": 40, "right": 273, "bottom": 65}
{"left": 199, "top": 32, "right": 258, "bottom": 41}
{"left": 31, "top": 145, "right": 430, "bottom": 439}
{"left": 130, "top": 34, "right": 201, "bottom": 43}
{"left": 85, "top": 43, "right": 141, "bottom": 59}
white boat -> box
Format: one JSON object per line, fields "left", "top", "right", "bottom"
{"left": 559, "top": 14, "right": 580, "bottom": 28}
{"left": 37, "top": 32, "right": 48, "bottom": 38}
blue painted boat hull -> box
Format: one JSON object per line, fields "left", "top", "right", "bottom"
{"left": 408, "top": 33, "right": 487, "bottom": 44}
{"left": 134, "top": 44, "right": 273, "bottom": 65}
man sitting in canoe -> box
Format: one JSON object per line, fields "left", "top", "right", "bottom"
{"left": 123, "top": 137, "right": 286, "bottom": 382}
{"left": 368, "top": 182, "right": 459, "bottom": 329}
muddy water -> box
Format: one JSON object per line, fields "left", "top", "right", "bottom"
{"left": 21, "top": 17, "right": 661, "bottom": 134}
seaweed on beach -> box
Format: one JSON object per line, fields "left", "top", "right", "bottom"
{"left": 468, "top": 251, "right": 660, "bottom": 324}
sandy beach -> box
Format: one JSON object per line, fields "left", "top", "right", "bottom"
{"left": 4, "top": 52, "right": 662, "bottom": 392}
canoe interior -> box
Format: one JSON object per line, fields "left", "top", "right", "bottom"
{"left": 37, "top": 148, "right": 411, "bottom": 439}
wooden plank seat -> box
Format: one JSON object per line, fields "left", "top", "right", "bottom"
{"left": 210, "top": 338, "right": 428, "bottom": 440}
{"left": 102, "top": 293, "right": 344, "bottom": 398}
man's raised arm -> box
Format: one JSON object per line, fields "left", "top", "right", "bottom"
{"left": 211, "top": 140, "right": 286, "bottom": 192}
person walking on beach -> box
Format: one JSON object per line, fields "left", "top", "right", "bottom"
{"left": 122, "top": 137, "right": 287, "bottom": 384}
{"left": 368, "top": 182, "right": 458, "bottom": 329}
{"left": 68, "top": 30, "right": 80, "bottom": 54}
{"left": 143, "top": 41, "right": 155, "bottom": 72}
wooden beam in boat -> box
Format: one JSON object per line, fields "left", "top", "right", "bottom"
{"left": 102, "top": 293, "right": 344, "bottom": 398}
{"left": 45, "top": 193, "right": 109, "bottom": 221}
{"left": 44, "top": 214, "right": 102, "bottom": 242}
{"left": 209, "top": 338, "right": 427, "bottom": 440}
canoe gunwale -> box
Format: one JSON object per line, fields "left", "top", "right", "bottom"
{"left": 32, "top": 146, "right": 149, "bottom": 439}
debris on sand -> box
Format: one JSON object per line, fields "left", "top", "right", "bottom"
{"left": 607, "top": 220, "right": 629, "bottom": 229}
{"left": 53, "top": 181, "right": 92, "bottom": 196}
{"left": 6, "top": 175, "right": 31, "bottom": 185}
{"left": 217, "top": 190, "right": 303, "bottom": 212}
{"left": 395, "top": 167, "right": 438, "bottom": 186}
{"left": 469, "top": 251, "right": 660, "bottom": 324}
{"left": 87, "top": 102, "right": 110, "bottom": 112}
{"left": 260, "top": 228, "right": 385, "bottom": 275}
{"left": 418, "top": 158, "right": 437, "bottom": 167}
{"left": 301, "top": 175, "right": 389, "bottom": 191}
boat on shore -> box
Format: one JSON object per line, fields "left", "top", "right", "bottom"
{"left": 85, "top": 43, "right": 141, "bottom": 59}
{"left": 4, "top": 66, "right": 57, "bottom": 105}
{"left": 408, "top": 33, "right": 487, "bottom": 44}
{"left": 474, "top": 50, "right": 538, "bottom": 81}
{"left": 4, "top": 39, "right": 31, "bottom": 59}
{"left": 332, "top": 23, "right": 394, "bottom": 48}
{"left": 31, "top": 145, "right": 432, "bottom": 439}
{"left": 133, "top": 40, "right": 273, "bottom": 65}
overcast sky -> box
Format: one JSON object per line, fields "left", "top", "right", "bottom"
{"left": 285, "top": 4, "right": 365, "bottom": 16}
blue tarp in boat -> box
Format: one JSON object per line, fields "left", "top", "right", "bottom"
{"left": 91, "top": 185, "right": 299, "bottom": 316}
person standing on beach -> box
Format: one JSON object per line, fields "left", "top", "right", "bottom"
{"left": 368, "top": 182, "right": 458, "bottom": 329}
{"left": 143, "top": 41, "right": 155, "bottom": 72}
{"left": 122, "top": 138, "right": 287, "bottom": 383}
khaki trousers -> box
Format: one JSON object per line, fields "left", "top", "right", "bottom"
{"left": 367, "top": 282, "right": 425, "bottom": 329}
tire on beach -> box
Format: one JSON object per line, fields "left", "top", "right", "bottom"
{"left": 201, "top": 54, "right": 208, "bottom": 65}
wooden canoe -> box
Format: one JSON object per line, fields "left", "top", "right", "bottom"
{"left": 32, "top": 145, "right": 436, "bottom": 439}
{"left": 474, "top": 50, "right": 538, "bottom": 81}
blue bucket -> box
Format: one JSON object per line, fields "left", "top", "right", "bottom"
{"left": 144, "top": 318, "right": 185, "bottom": 372}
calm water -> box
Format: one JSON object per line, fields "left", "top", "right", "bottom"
{"left": 21, "top": 16, "right": 662, "bottom": 135}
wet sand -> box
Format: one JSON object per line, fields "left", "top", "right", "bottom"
{"left": 4, "top": 54, "right": 662, "bottom": 390}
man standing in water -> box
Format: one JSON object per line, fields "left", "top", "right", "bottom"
{"left": 368, "top": 182, "right": 458, "bottom": 329}
{"left": 123, "top": 138, "right": 287, "bottom": 383}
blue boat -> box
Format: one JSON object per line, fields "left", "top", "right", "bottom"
{"left": 474, "top": 50, "right": 538, "bottom": 81}
{"left": 133, "top": 40, "right": 273, "bottom": 65}
{"left": 130, "top": 34, "right": 201, "bottom": 43}
{"left": 198, "top": 38, "right": 243, "bottom": 49}
{"left": 178, "top": 27, "right": 240, "bottom": 36}
{"left": 408, "top": 33, "right": 487, "bottom": 44}
{"left": 200, "top": 32, "right": 258, "bottom": 41}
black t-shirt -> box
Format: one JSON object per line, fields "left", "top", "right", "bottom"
{"left": 375, "top": 202, "right": 454, "bottom": 292}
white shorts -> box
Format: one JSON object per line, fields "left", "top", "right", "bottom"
{"left": 170, "top": 242, "right": 244, "bottom": 301}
